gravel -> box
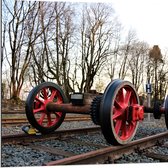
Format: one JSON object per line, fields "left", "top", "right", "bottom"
{"left": 34, "top": 139, "right": 99, "bottom": 155}
{"left": 114, "top": 153, "right": 160, "bottom": 163}
{"left": 2, "top": 116, "right": 168, "bottom": 166}
{"left": 1, "top": 120, "right": 95, "bottom": 136}
{"left": 148, "top": 144, "right": 168, "bottom": 155}
{"left": 1, "top": 144, "right": 64, "bottom": 166}
{"left": 73, "top": 132, "right": 109, "bottom": 146}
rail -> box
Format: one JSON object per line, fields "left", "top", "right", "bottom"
{"left": 44, "top": 131, "right": 168, "bottom": 165}
{"left": 2, "top": 126, "right": 101, "bottom": 144}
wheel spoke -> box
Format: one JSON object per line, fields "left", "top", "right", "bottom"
{"left": 129, "top": 121, "right": 136, "bottom": 131}
{"left": 35, "top": 96, "right": 44, "bottom": 104}
{"left": 33, "top": 106, "right": 45, "bottom": 113}
{"left": 124, "top": 89, "right": 132, "bottom": 105}
{"left": 112, "top": 108, "right": 122, "bottom": 120}
{"left": 120, "top": 121, "right": 128, "bottom": 139}
{"left": 114, "top": 100, "right": 123, "bottom": 110}
{"left": 118, "top": 88, "right": 125, "bottom": 103}
{"left": 55, "top": 112, "right": 62, "bottom": 118}
{"left": 42, "top": 88, "right": 48, "bottom": 100}
{"left": 114, "top": 120, "right": 122, "bottom": 135}
{"left": 47, "top": 114, "right": 53, "bottom": 126}
{"left": 38, "top": 113, "right": 46, "bottom": 125}
{"left": 49, "top": 90, "right": 57, "bottom": 101}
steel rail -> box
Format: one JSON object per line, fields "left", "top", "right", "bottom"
{"left": 45, "top": 131, "right": 168, "bottom": 165}
{"left": 2, "top": 126, "right": 100, "bottom": 144}
{"left": 2, "top": 116, "right": 91, "bottom": 126}
{"left": 2, "top": 110, "right": 25, "bottom": 114}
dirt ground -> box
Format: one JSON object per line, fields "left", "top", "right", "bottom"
{"left": 2, "top": 99, "right": 25, "bottom": 111}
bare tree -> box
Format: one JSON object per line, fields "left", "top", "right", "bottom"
{"left": 47, "top": 2, "right": 75, "bottom": 97}
{"left": 1, "top": 23, "right": 6, "bottom": 71}
{"left": 76, "top": 3, "right": 115, "bottom": 92}
{"left": 128, "top": 41, "right": 149, "bottom": 91}
{"left": 3, "top": 0, "right": 39, "bottom": 100}
{"left": 106, "top": 21, "right": 122, "bottom": 81}
{"left": 152, "top": 51, "right": 168, "bottom": 101}
{"left": 29, "top": 2, "right": 55, "bottom": 85}
{"left": 29, "top": 2, "right": 75, "bottom": 97}
{"left": 149, "top": 45, "right": 162, "bottom": 100}
{"left": 118, "top": 29, "right": 137, "bottom": 79}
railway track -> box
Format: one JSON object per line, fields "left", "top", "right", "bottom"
{"left": 2, "top": 109, "right": 25, "bottom": 114}
{"left": 45, "top": 132, "right": 168, "bottom": 165}
{"left": 2, "top": 110, "right": 91, "bottom": 126}
{"left": 2, "top": 125, "right": 168, "bottom": 166}
{"left": 2, "top": 126, "right": 101, "bottom": 144}
{"left": 2, "top": 116, "right": 91, "bottom": 126}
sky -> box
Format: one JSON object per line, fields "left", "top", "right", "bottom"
{"left": 110, "top": 0, "right": 168, "bottom": 51}
{"left": 47, "top": 0, "right": 168, "bottom": 51}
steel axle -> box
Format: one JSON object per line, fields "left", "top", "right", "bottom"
{"left": 144, "top": 106, "right": 165, "bottom": 114}
{"left": 46, "top": 103, "right": 90, "bottom": 114}
{"left": 46, "top": 102, "right": 166, "bottom": 117}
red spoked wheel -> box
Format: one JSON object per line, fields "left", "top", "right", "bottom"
{"left": 100, "top": 80, "right": 139, "bottom": 145}
{"left": 25, "top": 82, "right": 68, "bottom": 134}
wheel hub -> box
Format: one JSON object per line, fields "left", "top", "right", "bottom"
{"left": 45, "top": 101, "right": 53, "bottom": 114}
{"left": 127, "top": 105, "right": 144, "bottom": 122}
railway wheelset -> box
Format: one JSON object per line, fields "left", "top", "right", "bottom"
{"left": 25, "top": 79, "right": 168, "bottom": 145}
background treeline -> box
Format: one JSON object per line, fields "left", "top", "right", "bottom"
{"left": 2, "top": 0, "right": 168, "bottom": 102}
